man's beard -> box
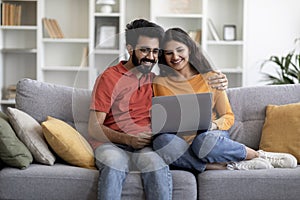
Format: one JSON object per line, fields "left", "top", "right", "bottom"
{"left": 132, "top": 50, "right": 156, "bottom": 75}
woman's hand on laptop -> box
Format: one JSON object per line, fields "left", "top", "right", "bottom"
{"left": 126, "top": 132, "right": 152, "bottom": 149}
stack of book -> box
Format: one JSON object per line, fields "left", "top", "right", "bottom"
{"left": 1, "top": 3, "right": 22, "bottom": 26}
{"left": 188, "top": 30, "right": 202, "bottom": 44}
{"left": 5, "top": 85, "right": 16, "bottom": 100}
{"left": 42, "top": 18, "right": 64, "bottom": 38}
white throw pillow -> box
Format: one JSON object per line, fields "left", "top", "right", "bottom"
{"left": 7, "top": 107, "right": 55, "bottom": 165}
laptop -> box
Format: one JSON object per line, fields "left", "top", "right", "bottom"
{"left": 151, "top": 93, "right": 212, "bottom": 134}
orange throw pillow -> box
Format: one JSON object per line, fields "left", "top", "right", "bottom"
{"left": 259, "top": 102, "right": 300, "bottom": 163}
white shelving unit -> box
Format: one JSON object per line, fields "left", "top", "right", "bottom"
{"left": 38, "top": 0, "right": 89, "bottom": 89}
{"left": 88, "top": 0, "right": 125, "bottom": 88}
{"left": 203, "top": 0, "right": 245, "bottom": 87}
{"left": 0, "top": 0, "right": 38, "bottom": 109}
{"left": 0, "top": 0, "right": 247, "bottom": 110}
{"left": 150, "top": 0, "right": 203, "bottom": 32}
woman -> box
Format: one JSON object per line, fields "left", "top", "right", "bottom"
{"left": 152, "top": 28, "right": 296, "bottom": 172}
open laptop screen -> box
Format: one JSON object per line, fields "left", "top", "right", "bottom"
{"left": 151, "top": 93, "right": 212, "bottom": 134}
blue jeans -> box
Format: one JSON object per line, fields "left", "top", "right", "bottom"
{"left": 153, "top": 130, "right": 246, "bottom": 173}
{"left": 95, "top": 143, "right": 172, "bottom": 200}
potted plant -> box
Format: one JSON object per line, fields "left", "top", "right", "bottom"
{"left": 261, "top": 39, "right": 300, "bottom": 84}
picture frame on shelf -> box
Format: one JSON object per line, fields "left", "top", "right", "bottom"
{"left": 96, "top": 25, "right": 117, "bottom": 48}
{"left": 223, "top": 25, "right": 236, "bottom": 41}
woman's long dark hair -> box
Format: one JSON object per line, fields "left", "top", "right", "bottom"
{"left": 158, "top": 27, "right": 215, "bottom": 77}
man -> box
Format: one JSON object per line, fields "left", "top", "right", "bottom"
{"left": 88, "top": 19, "right": 228, "bottom": 200}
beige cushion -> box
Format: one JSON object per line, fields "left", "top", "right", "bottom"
{"left": 41, "top": 116, "right": 95, "bottom": 169}
{"left": 259, "top": 102, "right": 300, "bottom": 162}
{"left": 7, "top": 107, "right": 55, "bottom": 165}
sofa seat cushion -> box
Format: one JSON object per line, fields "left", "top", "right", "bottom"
{"left": 0, "top": 164, "right": 197, "bottom": 200}
{"left": 0, "top": 164, "right": 98, "bottom": 200}
{"left": 198, "top": 167, "right": 300, "bottom": 200}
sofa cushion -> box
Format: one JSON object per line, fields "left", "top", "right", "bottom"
{"left": 15, "top": 78, "right": 91, "bottom": 139}
{"left": 226, "top": 84, "right": 300, "bottom": 149}
{"left": 0, "top": 163, "right": 197, "bottom": 200}
{"left": 6, "top": 107, "right": 55, "bottom": 165}
{"left": 198, "top": 168, "right": 300, "bottom": 200}
{"left": 0, "top": 112, "right": 33, "bottom": 169}
{"left": 259, "top": 102, "right": 300, "bottom": 162}
{"left": 41, "top": 116, "right": 95, "bottom": 169}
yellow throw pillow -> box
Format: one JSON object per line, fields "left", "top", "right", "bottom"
{"left": 41, "top": 116, "right": 95, "bottom": 169}
{"left": 259, "top": 102, "right": 300, "bottom": 162}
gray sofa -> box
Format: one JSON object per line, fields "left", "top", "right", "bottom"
{"left": 0, "top": 78, "right": 300, "bottom": 200}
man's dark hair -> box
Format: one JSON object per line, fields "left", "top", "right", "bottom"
{"left": 125, "top": 19, "right": 165, "bottom": 48}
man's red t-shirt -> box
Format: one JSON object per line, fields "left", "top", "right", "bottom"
{"left": 89, "top": 61, "right": 154, "bottom": 149}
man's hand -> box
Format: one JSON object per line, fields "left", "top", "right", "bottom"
{"left": 126, "top": 132, "right": 152, "bottom": 149}
{"left": 207, "top": 70, "right": 228, "bottom": 90}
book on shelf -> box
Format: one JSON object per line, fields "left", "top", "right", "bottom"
{"left": 42, "top": 18, "right": 64, "bottom": 39}
{"left": 80, "top": 46, "right": 89, "bottom": 67}
{"left": 207, "top": 18, "right": 220, "bottom": 41}
{"left": 4, "top": 85, "right": 16, "bottom": 100}
{"left": 51, "top": 19, "right": 64, "bottom": 38}
{"left": 1, "top": 2, "right": 22, "bottom": 26}
{"left": 188, "top": 29, "right": 202, "bottom": 44}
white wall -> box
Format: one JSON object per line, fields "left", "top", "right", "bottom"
{"left": 244, "top": 0, "right": 300, "bottom": 86}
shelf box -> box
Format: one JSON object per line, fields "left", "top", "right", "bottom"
{"left": 1, "top": 1, "right": 37, "bottom": 26}
{"left": 1, "top": 29, "right": 36, "bottom": 49}
{"left": 44, "top": 43, "right": 89, "bottom": 67}
{"left": 2, "top": 53, "right": 36, "bottom": 89}
{"left": 94, "top": 17, "right": 120, "bottom": 48}
{"left": 206, "top": 45, "right": 243, "bottom": 70}
{"left": 44, "top": 0, "right": 88, "bottom": 38}
{"left": 207, "top": 0, "right": 244, "bottom": 41}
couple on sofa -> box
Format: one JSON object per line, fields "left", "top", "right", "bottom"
{"left": 88, "top": 19, "right": 297, "bottom": 200}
